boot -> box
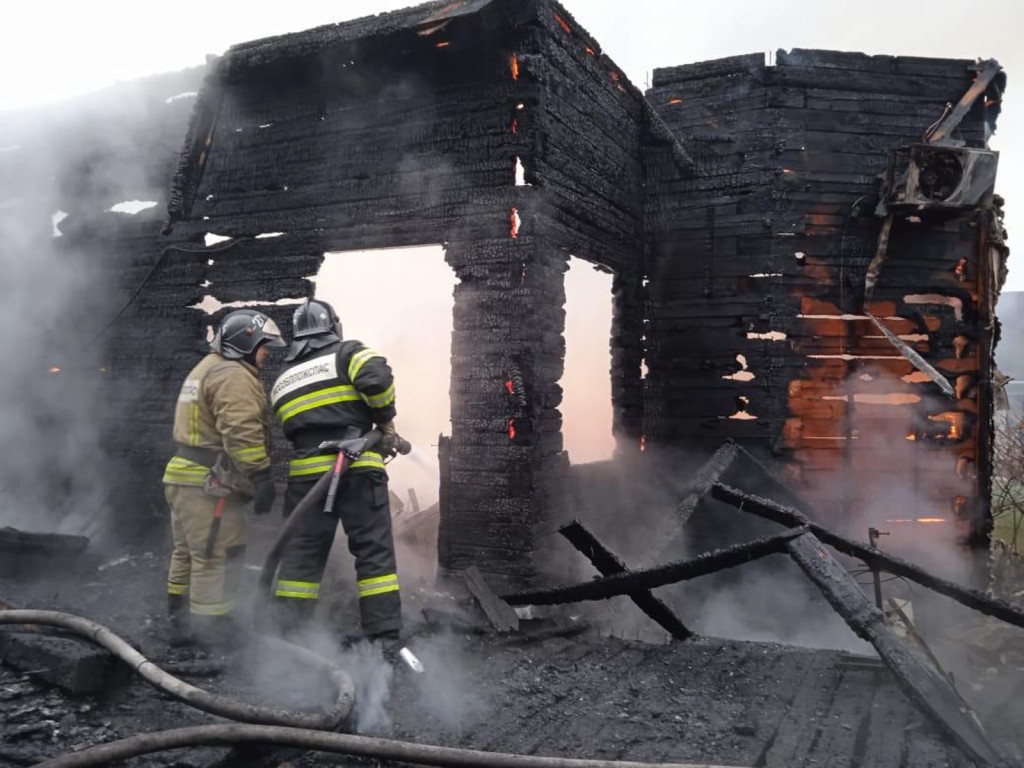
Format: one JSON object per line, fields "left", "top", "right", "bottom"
{"left": 270, "top": 597, "right": 317, "bottom": 641}
{"left": 192, "top": 614, "right": 242, "bottom": 653}
{"left": 167, "top": 594, "right": 195, "bottom": 648}
{"left": 369, "top": 630, "right": 402, "bottom": 665}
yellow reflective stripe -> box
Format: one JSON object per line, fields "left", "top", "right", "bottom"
{"left": 361, "top": 384, "right": 395, "bottom": 409}
{"left": 358, "top": 574, "right": 398, "bottom": 587}
{"left": 358, "top": 573, "right": 399, "bottom": 598}
{"left": 167, "top": 582, "right": 189, "bottom": 596}
{"left": 351, "top": 451, "right": 385, "bottom": 470}
{"left": 163, "top": 456, "right": 208, "bottom": 486}
{"left": 166, "top": 456, "right": 207, "bottom": 471}
{"left": 274, "top": 580, "right": 320, "bottom": 599}
{"left": 232, "top": 445, "right": 268, "bottom": 463}
{"left": 347, "top": 349, "right": 379, "bottom": 382}
{"left": 288, "top": 456, "right": 337, "bottom": 478}
{"left": 189, "top": 403, "right": 199, "bottom": 445}
{"left": 276, "top": 385, "right": 360, "bottom": 424}
{"left": 189, "top": 600, "right": 234, "bottom": 616}
{"left": 360, "top": 584, "right": 400, "bottom": 598}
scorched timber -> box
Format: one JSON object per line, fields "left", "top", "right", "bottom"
{"left": 559, "top": 521, "right": 693, "bottom": 640}
{"left": 502, "top": 528, "right": 807, "bottom": 606}
{"left": 709, "top": 483, "right": 1024, "bottom": 631}
{"left": 784, "top": 531, "right": 1002, "bottom": 767}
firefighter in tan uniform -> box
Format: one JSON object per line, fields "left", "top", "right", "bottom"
{"left": 163, "top": 309, "right": 285, "bottom": 646}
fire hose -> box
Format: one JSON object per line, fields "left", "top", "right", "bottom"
{"left": 0, "top": 610, "right": 353, "bottom": 730}
{"left": 33, "top": 723, "right": 745, "bottom": 768}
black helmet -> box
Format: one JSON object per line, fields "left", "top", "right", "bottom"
{"left": 292, "top": 299, "right": 342, "bottom": 339}
{"left": 211, "top": 309, "right": 286, "bottom": 360}
{"left": 285, "top": 300, "right": 343, "bottom": 362}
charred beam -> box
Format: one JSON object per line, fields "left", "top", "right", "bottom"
{"left": 464, "top": 566, "right": 519, "bottom": 633}
{"left": 710, "top": 483, "right": 1024, "bottom": 631}
{"left": 784, "top": 531, "right": 1001, "bottom": 766}
{"left": 503, "top": 528, "right": 806, "bottom": 607}
{"left": 926, "top": 59, "right": 1002, "bottom": 145}
{"left": 559, "top": 521, "right": 694, "bottom": 640}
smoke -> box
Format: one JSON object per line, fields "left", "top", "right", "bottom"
{"left": 407, "top": 631, "right": 490, "bottom": 734}
{"left": 315, "top": 244, "right": 455, "bottom": 512}
{"left": 338, "top": 639, "right": 396, "bottom": 733}
{"left": 0, "top": 70, "right": 201, "bottom": 541}
{"left": 0, "top": 143, "right": 111, "bottom": 538}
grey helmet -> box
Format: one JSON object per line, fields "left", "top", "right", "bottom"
{"left": 211, "top": 309, "right": 286, "bottom": 360}
{"left": 286, "top": 299, "right": 342, "bottom": 362}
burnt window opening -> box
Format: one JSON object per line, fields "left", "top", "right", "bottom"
{"left": 561, "top": 256, "right": 614, "bottom": 464}
{"left": 317, "top": 245, "right": 453, "bottom": 510}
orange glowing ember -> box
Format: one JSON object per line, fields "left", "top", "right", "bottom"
{"left": 511, "top": 54, "right": 519, "bottom": 80}
{"left": 905, "top": 433, "right": 917, "bottom": 441}
{"left": 640, "top": 435, "right": 646, "bottom": 452}
{"left": 49, "top": 366, "right": 61, "bottom": 374}
{"left": 505, "top": 379, "right": 514, "bottom": 395}
{"left": 885, "top": 517, "right": 947, "bottom": 524}
{"left": 585, "top": 47, "right": 595, "bottom": 56}
{"left": 928, "top": 411, "right": 964, "bottom": 440}
{"left": 435, "top": 41, "right": 450, "bottom": 48}
{"left": 511, "top": 118, "right": 518, "bottom": 134}
{"left": 553, "top": 13, "right": 572, "bottom": 34}
{"left": 510, "top": 207, "right": 520, "bottom": 238}
{"left": 668, "top": 97, "right": 683, "bottom": 105}
{"left": 508, "top": 419, "right": 516, "bottom": 439}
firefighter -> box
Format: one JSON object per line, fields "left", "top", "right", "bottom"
{"left": 163, "top": 309, "right": 285, "bottom": 647}
{"left": 269, "top": 299, "right": 402, "bottom": 651}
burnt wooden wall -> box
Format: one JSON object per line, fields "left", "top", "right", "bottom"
{"left": 159, "top": 0, "right": 660, "bottom": 588}
{"left": 0, "top": 4, "right": 1008, "bottom": 584}
{"left": 645, "top": 50, "right": 1006, "bottom": 547}
{"left": 0, "top": 68, "right": 203, "bottom": 535}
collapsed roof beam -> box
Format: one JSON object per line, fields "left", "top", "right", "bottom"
{"left": 784, "top": 529, "right": 1000, "bottom": 766}
{"left": 710, "top": 483, "right": 1024, "bottom": 631}
{"left": 559, "top": 521, "right": 694, "bottom": 640}
{"left": 502, "top": 527, "right": 806, "bottom": 606}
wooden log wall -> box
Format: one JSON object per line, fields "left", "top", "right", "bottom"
{"left": 645, "top": 49, "right": 1007, "bottom": 546}
{"left": 532, "top": 2, "right": 648, "bottom": 449}
{"left": 0, "top": 68, "right": 203, "bottom": 535}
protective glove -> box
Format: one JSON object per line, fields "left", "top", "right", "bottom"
{"left": 250, "top": 468, "right": 275, "bottom": 516}
{"left": 379, "top": 420, "right": 399, "bottom": 454}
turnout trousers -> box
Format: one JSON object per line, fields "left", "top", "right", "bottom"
{"left": 273, "top": 471, "right": 401, "bottom": 637}
{"left": 165, "top": 485, "right": 248, "bottom": 616}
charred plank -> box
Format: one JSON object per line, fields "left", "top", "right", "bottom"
{"left": 558, "top": 521, "right": 693, "bottom": 640}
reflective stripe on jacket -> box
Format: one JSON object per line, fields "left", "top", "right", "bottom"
{"left": 270, "top": 340, "right": 395, "bottom": 477}
{"left": 163, "top": 353, "right": 272, "bottom": 486}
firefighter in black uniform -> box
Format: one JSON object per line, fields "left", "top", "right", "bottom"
{"left": 270, "top": 299, "right": 402, "bottom": 647}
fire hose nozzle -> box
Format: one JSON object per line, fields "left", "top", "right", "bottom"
{"left": 398, "top": 646, "right": 424, "bottom": 673}
{"left": 393, "top": 436, "right": 412, "bottom": 456}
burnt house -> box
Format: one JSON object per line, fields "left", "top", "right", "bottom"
{"left": 0, "top": 0, "right": 1007, "bottom": 589}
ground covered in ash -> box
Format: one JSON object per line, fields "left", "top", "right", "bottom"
{"left": 0, "top": 524, "right": 1019, "bottom": 768}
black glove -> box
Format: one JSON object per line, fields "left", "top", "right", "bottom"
{"left": 250, "top": 468, "right": 275, "bottom": 516}
{"left": 379, "top": 420, "right": 399, "bottom": 455}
